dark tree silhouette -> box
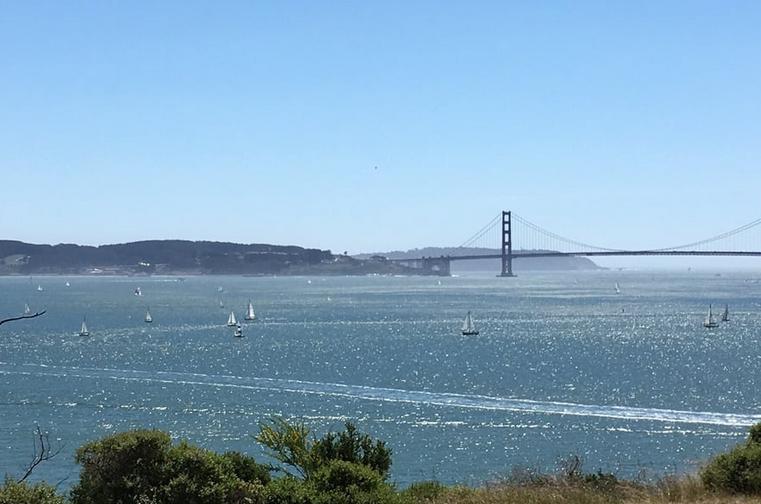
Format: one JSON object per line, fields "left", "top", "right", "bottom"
{"left": 0, "top": 310, "right": 46, "bottom": 326}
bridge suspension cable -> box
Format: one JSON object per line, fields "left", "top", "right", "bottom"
{"left": 511, "top": 213, "right": 624, "bottom": 252}
{"left": 458, "top": 213, "right": 502, "bottom": 248}
{"left": 655, "top": 217, "right": 761, "bottom": 251}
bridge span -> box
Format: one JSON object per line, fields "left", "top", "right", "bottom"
{"left": 390, "top": 211, "right": 761, "bottom": 277}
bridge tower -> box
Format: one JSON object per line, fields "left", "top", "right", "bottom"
{"left": 499, "top": 210, "right": 515, "bottom": 277}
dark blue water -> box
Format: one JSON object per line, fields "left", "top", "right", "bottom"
{"left": 1, "top": 272, "right": 760, "bottom": 487}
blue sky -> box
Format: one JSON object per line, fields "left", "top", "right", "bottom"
{"left": 1, "top": 1, "right": 760, "bottom": 258}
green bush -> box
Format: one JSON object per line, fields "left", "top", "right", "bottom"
{"left": 312, "top": 422, "right": 392, "bottom": 479}
{"left": 399, "top": 480, "right": 445, "bottom": 502}
{"left": 71, "top": 429, "right": 171, "bottom": 504}
{"left": 0, "top": 478, "right": 64, "bottom": 504}
{"left": 223, "top": 451, "right": 272, "bottom": 485}
{"left": 701, "top": 421, "right": 761, "bottom": 494}
{"left": 70, "top": 430, "right": 267, "bottom": 504}
{"left": 256, "top": 418, "right": 392, "bottom": 480}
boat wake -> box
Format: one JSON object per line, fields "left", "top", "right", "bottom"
{"left": 1, "top": 363, "right": 759, "bottom": 427}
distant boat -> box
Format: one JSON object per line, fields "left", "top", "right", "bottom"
{"left": 218, "top": 299, "right": 224, "bottom": 308}
{"left": 227, "top": 311, "right": 237, "bottom": 327}
{"left": 461, "top": 311, "right": 479, "bottom": 336}
{"left": 79, "top": 317, "right": 90, "bottom": 337}
{"left": 144, "top": 308, "right": 153, "bottom": 324}
{"left": 614, "top": 282, "right": 621, "bottom": 294}
{"left": 36, "top": 285, "right": 43, "bottom": 292}
{"left": 217, "top": 286, "right": 224, "bottom": 293}
{"left": 233, "top": 323, "right": 243, "bottom": 338}
{"left": 721, "top": 304, "right": 729, "bottom": 322}
{"left": 704, "top": 304, "right": 719, "bottom": 328}
{"left": 23, "top": 303, "right": 31, "bottom": 315}
{"left": 65, "top": 281, "right": 71, "bottom": 287}
{"left": 244, "top": 300, "right": 256, "bottom": 321}
{"left": 134, "top": 287, "right": 142, "bottom": 296}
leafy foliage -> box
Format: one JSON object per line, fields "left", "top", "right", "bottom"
{"left": 70, "top": 430, "right": 268, "bottom": 504}
{"left": 256, "top": 418, "right": 392, "bottom": 480}
{"left": 0, "top": 477, "right": 64, "bottom": 504}
{"left": 701, "top": 422, "right": 761, "bottom": 494}
{"left": 256, "top": 417, "right": 316, "bottom": 478}
{"left": 312, "top": 422, "right": 392, "bottom": 479}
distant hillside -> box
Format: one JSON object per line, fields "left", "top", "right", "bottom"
{"left": 0, "top": 240, "right": 334, "bottom": 275}
{"left": 356, "top": 247, "right": 603, "bottom": 271}
{"left": 0, "top": 240, "right": 450, "bottom": 276}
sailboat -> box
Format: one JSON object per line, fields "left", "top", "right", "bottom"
{"left": 218, "top": 299, "right": 224, "bottom": 308}
{"left": 23, "top": 303, "right": 31, "bottom": 315}
{"left": 79, "top": 317, "right": 90, "bottom": 337}
{"left": 244, "top": 300, "right": 256, "bottom": 321}
{"left": 144, "top": 307, "right": 153, "bottom": 324}
{"left": 703, "top": 304, "right": 719, "bottom": 328}
{"left": 36, "top": 285, "right": 43, "bottom": 292}
{"left": 721, "top": 304, "right": 729, "bottom": 322}
{"left": 65, "top": 281, "right": 71, "bottom": 287}
{"left": 614, "top": 282, "right": 621, "bottom": 294}
{"left": 134, "top": 287, "right": 142, "bottom": 296}
{"left": 227, "top": 311, "right": 237, "bottom": 327}
{"left": 461, "top": 311, "right": 479, "bottom": 336}
{"left": 233, "top": 323, "right": 243, "bottom": 338}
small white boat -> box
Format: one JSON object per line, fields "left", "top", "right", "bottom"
{"left": 217, "top": 286, "right": 224, "bottom": 293}
{"left": 36, "top": 285, "right": 43, "bottom": 292}
{"left": 703, "top": 304, "right": 718, "bottom": 328}
{"left": 721, "top": 304, "right": 729, "bottom": 322}
{"left": 144, "top": 308, "right": 153, "bottom": 324}
{"left": 461, "top": 311, "right": 480, "bottom": 336}
{"left": 233, "top": 323, "right": 243, "bottom": 338}
{"left": 65, "top": 281, "right": 71, "bottom": 287}
{"left": 244, "top": 299, "right": 256, "bottom": 321}
{"left": 134, "top": 287, "right": 142, "bottom": 296}
{"left": 227, "top": 311, "right": 237, "bottom": 327}
{"left": 218, "top": 299, "right": 224, "bottom": 308}
{"left": 79, "top": 317, "right": 90, "bottom": 337}
{"left": 614, "top": 282, "right": 621, "bottom": 294}
{"left": 23, "top": 303, "right": 31, "bottom": 315}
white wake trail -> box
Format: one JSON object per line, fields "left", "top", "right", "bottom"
{"left": 1, "top": 363, "right": 759, "bottom": 427}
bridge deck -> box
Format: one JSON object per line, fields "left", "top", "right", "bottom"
{"left": 393, "top": 251, "right": 761, "bottom": 262}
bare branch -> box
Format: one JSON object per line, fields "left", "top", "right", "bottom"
{"left": 18, "top": 425, "right": 63, "bottom": 483}
{"left": 0, "top": 310, "right": 47, "bottom": 327}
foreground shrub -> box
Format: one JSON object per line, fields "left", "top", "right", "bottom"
{"left": 399, "top": 480, "right": 445, "bottom": 501}
{"left": 701, "top": 422, "right": 761, "bottom": 494}
{"left": 70, "top": 429, "right": 267, "bottom": 504}
{"left": 71, "top": 429, "right": 171, "bottom": 503}
{"left": 0, "top": 478, "right": 64, "bottom": 504}
{"left": 257, "top": 418, "right": 392, "bottom": 480}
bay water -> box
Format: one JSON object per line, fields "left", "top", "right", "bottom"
{"left": 1, "top": 271, "right": 761, "bottom": 487}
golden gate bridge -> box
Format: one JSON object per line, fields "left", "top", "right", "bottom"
{"left": 392, "top": 211, "right": 761, "bottom": 276}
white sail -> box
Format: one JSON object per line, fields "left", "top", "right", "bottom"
{"left": 145, "top": 308, "right": 153, "bottom": 323}
{"left": 615, "top": 282, "right": 621, "bottom": 294}
{"left": 245, "top": 300, "right": 256, "bottom": 321}
{"left": 37, "top": 285, "right": 43, "bottom": 292}
{"left": 227, "top": 311, "right": 237, "bottom": 326}
{"left": 704, "top": 304, "right": 717, "bottom": 328}
{"left": 721, "top": 305, "right": 729, "bottom": 322}
{"left": 24, "top": 303, "right": 31, "bottom": 315}
{"left": 80, "top": 318, "right": 89, "bottom": 336}
{"left": 461, "top": 311, "right": 479, "bottom": 335}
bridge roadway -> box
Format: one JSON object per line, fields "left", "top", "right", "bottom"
{"left": 440, "top": 251, "right": 761, "bottom": 261}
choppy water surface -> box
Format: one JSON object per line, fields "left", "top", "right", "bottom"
{"left": 2, "top": 271, "right": 761, "bottom": 486}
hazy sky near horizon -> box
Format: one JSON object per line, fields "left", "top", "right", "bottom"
{"left": 2, "top": 1, "right": 760, "bottom": 258}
